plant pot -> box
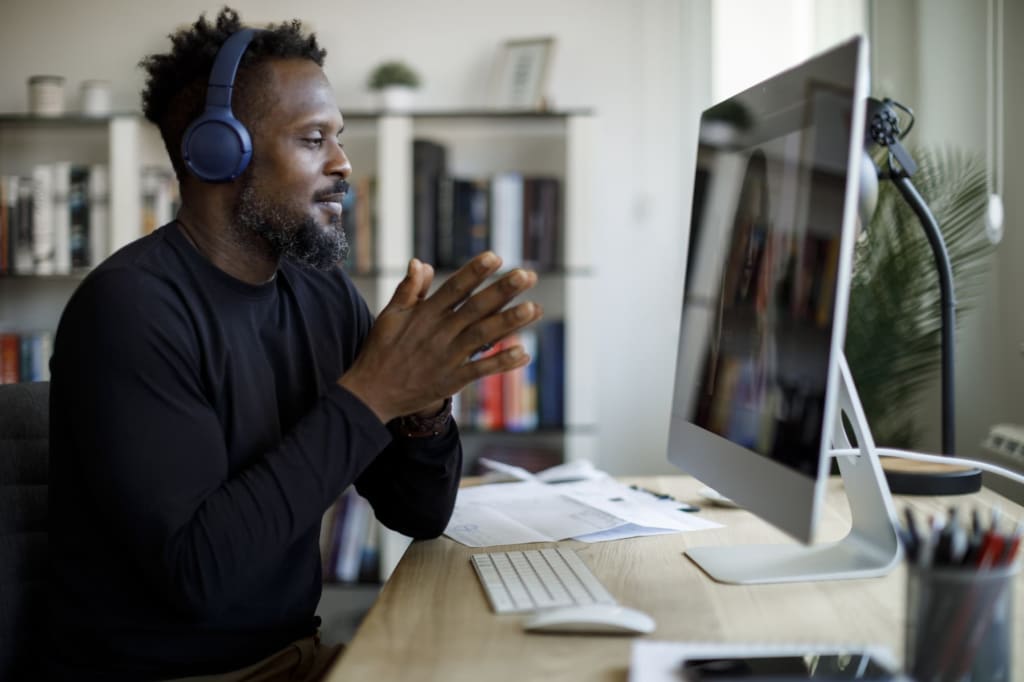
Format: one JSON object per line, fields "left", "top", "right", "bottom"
{"left": 376, "top": 85, "right": 416, "bottom": 112}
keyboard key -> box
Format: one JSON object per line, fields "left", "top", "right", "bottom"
{"left": 470, "top": 548, "right": 616, "bottom": 614}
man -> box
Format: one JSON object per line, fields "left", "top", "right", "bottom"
{"left": 47, "top": 8, "right": 542, "bottom": 681}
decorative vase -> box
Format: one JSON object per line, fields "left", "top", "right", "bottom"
{"left": 377, "top": 85, "right": 415, "bottom": 112}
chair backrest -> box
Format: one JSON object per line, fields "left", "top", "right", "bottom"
{"left": 0, "top": 381, "right": 49, "bottom": 679}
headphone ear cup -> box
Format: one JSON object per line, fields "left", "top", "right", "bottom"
{"left": 181, "top": 112, "right": 253, "bottom": 183}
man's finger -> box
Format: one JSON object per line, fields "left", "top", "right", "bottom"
{"left": 451, "top": 345, "right": 531, "bottom": 390}
{"left": 455, "top": 301, "right": 544, "bottom": 358}
{"left": 426, "top": 252, "right": 502, "bottom": 312}
{"left": 415, "top": 262, "right": 435, "bottom": 301}
{"left": 385, "top": 258, "right": 429, "bottom": 312}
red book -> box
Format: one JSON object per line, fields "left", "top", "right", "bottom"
{"left": 0, "top": 333, "right": 20, "bottom": 384}
{"left": 478, "top": 342, "right": 505, "bottom": 431}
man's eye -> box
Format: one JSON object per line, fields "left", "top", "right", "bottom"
{"left": 302, "top": 137, "right": 324, "bottom": 147}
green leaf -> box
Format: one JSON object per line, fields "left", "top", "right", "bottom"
{"left": 845, "top": 147, "right": 992, "bottom": 447}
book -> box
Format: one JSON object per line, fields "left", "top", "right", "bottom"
{"left": 323, "top": 492, "right": 351, "bottom": 579}
{"left": 141, "top": 166, "right": 176, "bottom": 235}
{"left": 448, "top": 178, "right": 490, "bottom": 267}
{"left": 353, "top": 176, "right": 376, "bottom": 274}
{"left": 13, "top": 177, "right": 34, "bottom": 274}
{"left": 88, "top": 164, "right": 109, "bottom": 265}
{"left": 523, "top": 177, "right": 560, "bottom": 270}
{"left": 68, "top": 165, "right": 91, "bottom": 268}
{"left": 537, "top": 319, "right": 565, "bottom": 428}
{"left": 52, "top": 161, "right": 72, "bottom": 274}
{"left": 412, "top": 139, "right": 447, "bottom": 265}
{"left": 490, "top": 171, "right": 523, "bottom": 269}
{"left": 0, "top": 333, "right": 19, "bottom": 384}
{"left": 31, "top": 164, "right": 55, "bottom": 275}
{"left": 477, "top": 341, "right": 505, "bottom": 431}
{"left": 336, "top": 492, "right": 370, "bottom": 583}
{"left": 0, "top": 176, "right": 10, "bottom": 274}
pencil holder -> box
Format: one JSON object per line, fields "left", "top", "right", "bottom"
{"left": 904, "top": 563, "right": 1019, "bottom": 682}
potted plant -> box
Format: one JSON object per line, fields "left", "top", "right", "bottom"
{"left": 367, "top": 60, "right": 421, "bottom": 112}
{"left": 845, "top": 147, "right": 993, "bottom": 447}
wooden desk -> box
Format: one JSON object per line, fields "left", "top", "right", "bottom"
{"left": 324, "top": 476, "right": 1023, "bottom": 681}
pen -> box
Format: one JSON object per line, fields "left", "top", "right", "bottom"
{"left": 964, "top": 507, "right": 986, "bottom": 565}
{"left": 976, "top": 530, "right": 1005, "bottom": 569}
{"left": 934, "top": 508, "right": 957, "bottom": 566}
{"left": 902, "top": 507, "right": 921, "bottom": 564}
{"left": 971, "top": 506, "right": 983, "bottom": 539}
{"left": 1000, "top": 520, "right": 1022, "bottom": 565}
{"left": 628, "top": 485, "right": 700, "bottom": 512}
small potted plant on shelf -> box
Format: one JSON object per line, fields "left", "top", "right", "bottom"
{"left": 367, "top": 60, "right": 420, "bottom": 112}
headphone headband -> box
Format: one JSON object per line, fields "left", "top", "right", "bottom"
{"left": 205, "top": 28, "right": 258, "bottom": 108}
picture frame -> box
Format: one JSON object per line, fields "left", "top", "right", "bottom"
{"left": 488, "top": 37, "right": 555, "bottom": 111}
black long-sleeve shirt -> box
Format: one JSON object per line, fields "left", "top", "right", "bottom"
{"left": 46, "top": 222, "right": 462, "bottom": 680}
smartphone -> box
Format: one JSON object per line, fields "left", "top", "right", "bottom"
{"left": 680, "top": 651, "right": 901, "bottom": 681}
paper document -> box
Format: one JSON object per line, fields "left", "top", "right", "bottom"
{"left": 476, "top": 457, "right": 605, "bottom": 484}
{"left": 445, "top": 475, "right": 721, "bottom": 548}
{"left": 448, "top": 481, "right": 624, "bottom": 546}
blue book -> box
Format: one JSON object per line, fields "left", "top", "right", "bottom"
{"left": 537, "top": 320, "right": 565, "bottom": 428}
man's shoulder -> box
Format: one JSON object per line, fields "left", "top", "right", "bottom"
{"left": 69, "top": 226, "right": 191, "bottom": 317}
{"left": 90, "top": 224, "right": 181, "bottom": 284}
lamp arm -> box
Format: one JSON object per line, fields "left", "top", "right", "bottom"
{"left": 889, "top": 173, "right": 957, "bottom": 454}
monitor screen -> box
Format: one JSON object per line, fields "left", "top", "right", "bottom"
{"left": 668, "top": 37, "right": 866, "bottom": 544}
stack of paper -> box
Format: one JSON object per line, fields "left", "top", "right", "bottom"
{"left": 444, "top": 471, "right": 722, "bottom": 548}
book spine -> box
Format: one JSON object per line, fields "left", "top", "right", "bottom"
{"left": 88, "top": 164, "right": 109, "bottom": 265}
{"left": 412, "top": 140, "right": 447, "bottom": 265}
{"left": 31, "top": 164, "right": 55, "bottom": 275}
{"left": 14, "top": 177, "right": 34, "bottom": 274}
{"left": 490, "top": 172, "right": 523, "bottom": 269}
{"left": 52, "top": 161, "right": 72, "bottom": 274}
{"left": 69, "top": 165, "right": 90, "bottom": 268}
{"left": 0, "top": 333, "right": 20, "bottom": 384}
{"left": 537, "top": 320, "right": 565, "bottom": 428}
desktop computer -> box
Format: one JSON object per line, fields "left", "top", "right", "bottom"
{"left": 667, "top": 36, "right": 902, "bottom": 584}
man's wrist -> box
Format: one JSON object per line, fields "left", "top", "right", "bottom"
{"left": 393, "top": 397, "right": 453, "bottom": 438}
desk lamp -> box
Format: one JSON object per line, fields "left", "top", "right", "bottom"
{"left": 859, "top": 97, "right": 982, "bottom": 495}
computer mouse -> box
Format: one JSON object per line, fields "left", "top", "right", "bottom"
{"left": 521, "top": 603, "right": 656, "bottom": 635}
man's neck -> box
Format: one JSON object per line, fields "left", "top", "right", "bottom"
{"left": 175, "top": 206, "right": 279, "bottom": 285}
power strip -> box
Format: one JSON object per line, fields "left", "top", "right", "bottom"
{"left": 979, "top": 424, "right": 1024, "bottom": 506}
{"left": 981, "top": 423, "right": 1024, "bottom": 465}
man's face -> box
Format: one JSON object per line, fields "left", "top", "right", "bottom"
{"left": 234, "top": 58, "right": 352, "bottom": 270}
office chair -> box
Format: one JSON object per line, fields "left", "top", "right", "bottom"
{"left": 0, "top": 381, "right": 49, "bottom": 678}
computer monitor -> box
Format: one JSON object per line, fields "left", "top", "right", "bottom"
{"left": 667, "top": 36, "right": 901, "bottom": 584}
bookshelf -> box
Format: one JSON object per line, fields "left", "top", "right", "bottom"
{"left": 1, "top": 109, "right": 598, "bottom": 583}
{"left": 0, "top": 113, "right": 171, "bottom": 373}
{"left": 321, "top": 110, "right": 597, "bottom": 585}
{"left": 357, "top": 110, "right": 598, "bottom": 467}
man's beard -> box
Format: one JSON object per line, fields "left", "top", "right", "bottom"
{"left": 234, "top": 179, "right": 349, "bottom": 271}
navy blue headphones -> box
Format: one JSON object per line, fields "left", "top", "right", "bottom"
{"left": 181, "top": 28, "right": 262, "bottom": 182}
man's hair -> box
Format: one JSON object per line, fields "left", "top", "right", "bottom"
{"left": 140, "top": 7, "right": 327, "bottom": 180}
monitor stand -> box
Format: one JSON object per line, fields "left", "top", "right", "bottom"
{"left": 685, "top": 353, "right": 902, "bottom": 584}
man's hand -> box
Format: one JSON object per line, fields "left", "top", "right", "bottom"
{"left": 338, "top": 251, "right": 543, "bottom": 424}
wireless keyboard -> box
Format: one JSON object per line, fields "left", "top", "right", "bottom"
{"left": 470, "top": 547, "right": 617, "bottom": 614}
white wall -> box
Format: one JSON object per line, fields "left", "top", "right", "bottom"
{"left": 870, "top": 0, "right": 1023, "bottom": 456}
{"left": 0, "top": 0, "right": 711, "bottom": 475}
{"left": 3, "top": 0, "right": 1016, "bottom": 474}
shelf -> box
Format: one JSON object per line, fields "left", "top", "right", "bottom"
{"left": 338, "top": 109, "right": 594, "bottom": 120}
{"left": 0, "top": 110, "right": 595, "bottom": 126}
{"left": 0, "top": 271, "right": 90, "bottom": 281}
{"left": 0, "top": 112, "right": 136, "bottom": 126}
{"left": 459, "top": 425, "right": 597, "bottom": 436}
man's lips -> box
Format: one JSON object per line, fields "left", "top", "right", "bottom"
{"left": 316, "top": 193, "right": 345, "bottom": 217}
